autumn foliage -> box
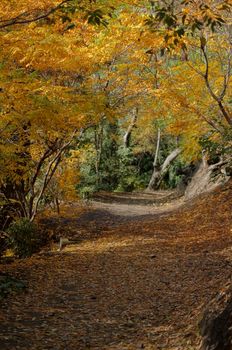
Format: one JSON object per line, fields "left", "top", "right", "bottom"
{"left": 0, "top": 0, "right": 231, "bottom": 223}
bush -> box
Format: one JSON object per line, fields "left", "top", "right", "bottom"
{"left": 7, "top": 218, "right": 40, "bottom": 258}
{"left": 78, "top": 185, "right": 96, "bottom": 200}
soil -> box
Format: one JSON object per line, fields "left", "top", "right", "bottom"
{"left": 0, "top": 185, "right": 232, "bottom": 350}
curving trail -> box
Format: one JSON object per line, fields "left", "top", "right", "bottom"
{"left": 1, "top": 186, "right": 232, "bottom": 349}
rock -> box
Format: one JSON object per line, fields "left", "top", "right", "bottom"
{"left": 58, "top": 237, "right": 81, "bottom": 251}
{"left": 58, "top": 237, "right": 70, "bottom": 251}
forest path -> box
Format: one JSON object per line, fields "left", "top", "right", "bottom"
{"left": 89, "top": 190, "right": 184, "bottom": 217}
{"left": 1, "top": 186, "right": 232, "bottom": 350}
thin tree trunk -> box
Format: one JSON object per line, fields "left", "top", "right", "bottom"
{"left": 153, "top": 128, "right": 161, "bottom": 168}
{"left": 94, "top": 123, "right": 104, "bottom": 187}
{"left": 55, "top": 197, "right": 60, "bottom": 215}
{"left": 147, "top": 128, "right": 161, "bottom": 191}
{"left": 123, "top": 107, "right": 138, "bottom": 148}
{"left": 145, "top": 128, "right": 161, "bottom": 191}
{"left": 30, "top": 130, "right": 79, "bottom": 222}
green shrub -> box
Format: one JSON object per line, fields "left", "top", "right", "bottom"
{"left": 7, "top": 218, "right": 40, "bottom": 258}
{"left": 78, "top": 185, "right": 96, "bottom": 200}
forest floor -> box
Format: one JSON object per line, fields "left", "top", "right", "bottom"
{"left": 1, "top": 183, "right": 232, "bottom": 350}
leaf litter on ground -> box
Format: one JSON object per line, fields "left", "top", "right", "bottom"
{"left": 0, "top": 183, "right": 232, "bottom": 349}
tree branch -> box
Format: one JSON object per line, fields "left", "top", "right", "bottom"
{"left": 0, "top": 0, "right": 70, "bottom": 29}
{"left": 219, "top": 47, "right": 232, "bottom": 101}
{"left": 201, "top": 44, "right": 232, "bottom": 126}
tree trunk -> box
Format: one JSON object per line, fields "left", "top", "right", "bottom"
{"left": 153, "top": 128, "right": 161, "bottom": 169}
{"left": 146, "top": 147, "right": 181, "bottom": 191}
{"left": 185, "top": 156, "right": 230, "bottom": 200}
{"left": 123, "top": 107, "right": 138, "bottom": 148}
{"left": 94, "top": 123, "right": 104, "bottom": 187}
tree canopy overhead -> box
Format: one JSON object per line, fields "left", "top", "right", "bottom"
{"left": 0, "top": 0, "right": 231, "bottom": 221}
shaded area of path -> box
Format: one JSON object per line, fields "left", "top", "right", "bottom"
{"left": 39, "top": 191, "right": 184, "bottom": 241}
{"left": 1, "top": 186, "right": 232, "bottom": 349}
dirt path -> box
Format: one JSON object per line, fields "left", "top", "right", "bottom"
{"left": 90, "top": 197, "right": 184, "bottom": 217}
{"left": 1, "top": 187, "right": 232, "bottom": 349}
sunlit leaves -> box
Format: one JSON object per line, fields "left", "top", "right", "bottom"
{"left": 145, "top": 0, "right": 232, "bottom": 52}
{"left": 0, "top": 0, "right": 231, "bottom": 213}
